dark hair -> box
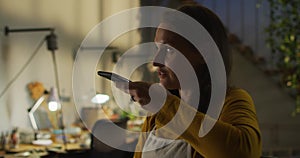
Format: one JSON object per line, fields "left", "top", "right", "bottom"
{"left": 177, "top": 4, "right": 231, "bottom": 76}
{"left": 161, "top": 4, "right": 231, "bottom": 113}
{"left": 179, "top": 4, "right": 231, "bottom": 113}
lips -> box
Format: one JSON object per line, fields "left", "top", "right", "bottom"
{"left": 157, "top": 68, "right": 168, "bottom": 78}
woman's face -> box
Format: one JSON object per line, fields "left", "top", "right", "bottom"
{"left": 153, "top": 27, "right": 203, "bottom": 90}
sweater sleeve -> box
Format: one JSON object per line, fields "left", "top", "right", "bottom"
{"left": 153, "top": 89, "right": 262, "bottom": 158}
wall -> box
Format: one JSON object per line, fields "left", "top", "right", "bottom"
{"left": 0, "top": 0, "right": 140, "bottom": 132}
{"left": 231, "top": 47, "right": 300, "bottom": 152}
{"left": 200, "top": 0, "right": 271, "bottom": 61}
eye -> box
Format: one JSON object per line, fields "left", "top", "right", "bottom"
{"left": 155, "top": 43, "right": 174, "bottom": 54}
{"left": 166, "top": 46, "right": 172, "bottom": 52}
{"left": 165, "top": 45, "right": 174, "bottom": 53}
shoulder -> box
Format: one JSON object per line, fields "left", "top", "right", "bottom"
{"left": 220, "top": 88, "right": 257, "bottom": 121}
{"left": 225, "top": 88, "right": 254, "bottom": 106}
{"left": 222, "top": 88, "right": 256, "bottom": 116}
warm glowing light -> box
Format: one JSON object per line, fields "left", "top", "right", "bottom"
{"left": 91, "top": 94, "right": 110, "bottom": 104}
{"left": 48, "top": 87, "right": 60, "bottom": 111}
{"left": 48, "top": 101, "right": 59, "bottom": 111}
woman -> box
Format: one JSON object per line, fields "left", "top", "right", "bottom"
{"left": 118, "top": 4, "right": 262, "bottom": 158}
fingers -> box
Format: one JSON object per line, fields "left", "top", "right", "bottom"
{"left": 115, "top": 81, "right": 150, "bottom": 92}
{"left": 114, "top": 81, "right": 167, "bottom": 110}
{"left": 129, "top": 82, "right": 150, "bottom": 105}
{"left": 130, "top": 95, "right": 136, "bottom": 102}
{"left": 115, "top": 81, "right": 151, "bottom": 105}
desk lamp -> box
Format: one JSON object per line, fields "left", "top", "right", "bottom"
{"left": 2, "top": 26, "right": 67, "bottom": 149}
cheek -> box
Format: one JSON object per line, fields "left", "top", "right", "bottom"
{"left": 168, "top": 69, "right": 178, "bottom": 80}
{"left": 166, "top": 68, "right": 180, "bottom": 85}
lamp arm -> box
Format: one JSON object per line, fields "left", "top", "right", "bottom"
{"left": 50, "top": 52, "right": 60, "bottom": 97}
{"left": 4, "top": 26, "right": 54, "bottom": 36}
{"left": 28, "top": 96, "right": 46, "bottom": 131}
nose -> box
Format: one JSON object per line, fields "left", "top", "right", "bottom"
{"left": 152, "top": 47, "right": 165, "bottom": 67}
{"left": 153, "top": 60, "right": 164, "bottom": 67}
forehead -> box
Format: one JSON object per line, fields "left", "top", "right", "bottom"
{"left": 155, "top": 26, "right": 195, "bottom": 50}
{"left": 155, "top": 28, "right": 175, "bottom": 42}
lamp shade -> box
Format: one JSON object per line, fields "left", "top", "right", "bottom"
{"left": 48, "top": 87, "right": 60, "bottom": 111}
{"left": 91, "top": 94, "right": 110, "bottom": 104}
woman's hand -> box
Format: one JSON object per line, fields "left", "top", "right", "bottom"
{"left": 115, "top": 81, "right": 151, "bottom": 105}
{"left": 115, "top": 81, "right": 168, "bottom": 113}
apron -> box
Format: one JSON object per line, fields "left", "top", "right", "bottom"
{"left": 142, "top": 127, "right": 192, "bottom": 158}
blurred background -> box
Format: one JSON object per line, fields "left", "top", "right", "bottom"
{"left": 0, "top": 0, "right": 300, "bottom": 157}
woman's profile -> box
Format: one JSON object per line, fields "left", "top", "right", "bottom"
{"left": 115, "top": 4, "right": 262, "bottom": 158}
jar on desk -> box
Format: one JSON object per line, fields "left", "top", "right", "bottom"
{"left": 10, "top": 128, "right": 20, "bottom": 149}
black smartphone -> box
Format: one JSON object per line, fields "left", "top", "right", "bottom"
{"left": 97, "top": 71, "right": 131, "bottom": 82}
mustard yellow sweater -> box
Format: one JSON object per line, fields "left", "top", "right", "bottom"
{"left": 134, "top": 88, "right": 262, "bottom": 158}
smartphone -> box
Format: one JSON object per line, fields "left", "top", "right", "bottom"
{"left": 97, "top": 71, "right": 131, "bottom": 82}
